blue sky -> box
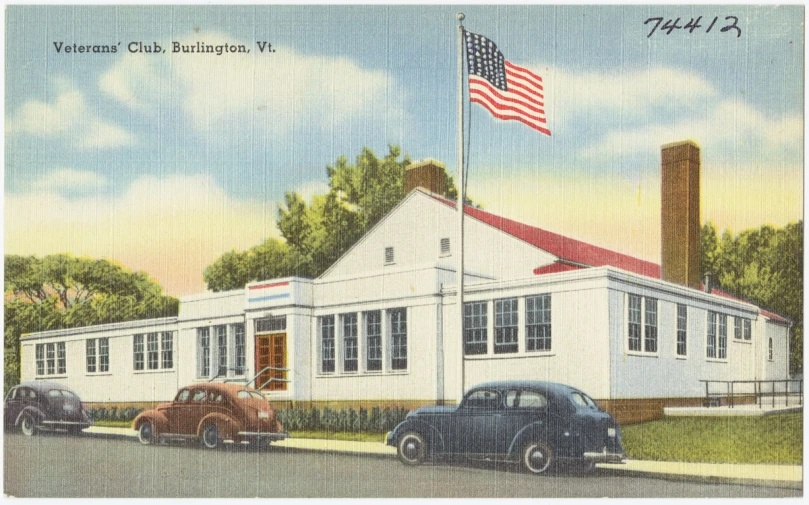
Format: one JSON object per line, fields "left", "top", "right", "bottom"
{"left": 5, "top": 5, "right": 804, "bottom": 295}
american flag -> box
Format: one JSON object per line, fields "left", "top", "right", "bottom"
{"left": 464, "top": 30, "right": 550, "bottom": 136}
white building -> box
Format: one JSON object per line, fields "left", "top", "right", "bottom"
{"left": 20, "top": 142, "right": 791, "bottom": 423}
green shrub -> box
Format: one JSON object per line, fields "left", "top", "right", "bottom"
{"left": 276, "top": 405, "right": 410, "bottom": 434}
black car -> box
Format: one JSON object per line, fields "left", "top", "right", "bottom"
{"left": 386, "top": 381, "right": 626, "bottom": 474}
{"left": 4, "top": 381, "right": 93, "bottom": 436}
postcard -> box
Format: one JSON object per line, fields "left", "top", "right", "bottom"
{"left": 3, "top": 4, "right": 803, "bottom": 498}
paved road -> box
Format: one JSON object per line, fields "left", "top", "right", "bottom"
{"left": 3, "top": 432, "right": 801, "bottom": 498}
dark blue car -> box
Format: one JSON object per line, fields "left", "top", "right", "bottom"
{"left": 386, "top": 381, "right": 626, "bottom": 474}
{"left": 4, "top": 381, "right": 92, "bottom": 436}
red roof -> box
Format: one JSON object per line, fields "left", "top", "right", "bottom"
{"left": 428, "top": 193, "right": 660, "bottom": 277}
{"left": 426, "top": 192, "right": 790, "bottom": 325}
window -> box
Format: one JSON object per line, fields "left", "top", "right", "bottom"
{"left": 161, "top": 332, "right": 173, "bottom": 369}
{"left": 36, "top": 345, "right": 45, "bottom": 376}
{"left": 744, "top": 319, "right": 752, "bottom": 340}
{"left": 175, "top": 389, "right": 191, "bottom": 402}
{"left": 86, "top": 339, "right": 97, "bottom": 373}
{"left": 494, "top": 298, "right": 518, "bottom": 354}
{"left": 464, "top": 301, "right": 488, "bottom": 355}
{"left": 526, "top": 294, "right": 551, "bottom": 351}
{"left": 147, "top": 333, "right": 159, "bottom": 370}
{"left": 36, "top": 343, "right": 64, "bottom": 376}
{"left": 628, "top": 294, "right": 642, "bottom": 352}
{"left": 505, "top": 389, "right": 547, "bottom": 408}
{"left": 464, "top": 389, "right": 501, "bottom": 409}
{"left": 215, "top": 325, "right": 228, "bottom": 376}
{"left": 198, "top": 327, "right": 211, "bottom": 377}
{"left": 768, "top": 337, "right": 773, "bottom": 361}
{"left": 706, "top": 312, "right": 717, "bottom": 358}
{"left": 718, "top": 314, "right": 727, "bottom": 359}
{"left": 342, "top": 313, "right": 358, "bottom": 372}
{"left": 440, "top": 237, "right": 451, "bottom": 255}
{"left": 676, "top": 304, "right": 687, "bottom": 356}
{"left": 644, "top": 298, "right": 658, "bottom": 353}
{"left": 365, "top": 310, "right": 382, "bottom": 371}
{"left": 233, "top": 324, "right": 246, "bottom": 374}
{"left": 390, "top": 308, "right": 407, "bottom": 370}
{"left": 734, "top": 317, "right": 742, "bottom": 340}
{"left": 46, "top": 343, "right": 55, "bottom": 375}
{"left": 134, "top": 335, "right": 145, "bottom": 371}
{"left": 321, "top": 315, "right": 335, "bottom": 373}
{"left": 98, "top": 338, "right": 109, "bottom": 372}
{"left": 256, "top": 316, "right": 286, "bottom": 333}
{"left": 384, "top": 246, "right": 394, "bottom": 265}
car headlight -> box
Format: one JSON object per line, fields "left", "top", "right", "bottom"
{"left": 607, "top": 427, "right": 616, "bottom": 437}
{"left": 257, "top": 411, "right": 270, "bottom": 419}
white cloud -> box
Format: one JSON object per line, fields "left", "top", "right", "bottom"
{"left": 100, "top": 31, "right": 407, "bottom": 134}
{"left": 5, "top": 174, "right": 280, "bottom": 295}
{"left": 7, "top": 80, "right": 135, "bottom": 150}
{"left": 32, "top": 168, "right": 107, "bottom": 194}
{"left": 579, "top": 98, "right": 802, "bottom": 159}
{"left": 544, "top": 65, "right": 717, "bottom": 127}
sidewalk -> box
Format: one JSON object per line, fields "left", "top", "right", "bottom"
{"left": 85, "top": 426, "right": 802, "bottom": 489}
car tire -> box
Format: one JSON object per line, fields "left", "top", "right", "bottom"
{"left": 19, "top": 413, "right": 37, "bottom": 437}
{"left": 397, "top": 432, "right": 427, "bottom": 466}
{"left": 138, "top": 421, "right": 156, "bottom": 445}
{"left": 522, "top": 440, "right": 554, "bottom": 475}
{"left": 201, "top": 424, "right": 220, "bottom": 449}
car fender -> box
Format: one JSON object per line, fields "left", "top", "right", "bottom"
{"left": 507, "top": 420, "right": 549, "bottom": 456}
{"left": 197, "top": 413, "right": 241, "bottom": 441}
{"left": 132, "top": 410, "right": 169, "bottom": 434}
{"left": 16, "top": 406, "right": 46, "bottom": 427}
{"left": 393, "top": 419, "right": 446, "bottom": 454}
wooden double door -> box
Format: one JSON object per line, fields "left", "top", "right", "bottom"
{"left": 255, "top": 333, "right": 287, "bottom": 391}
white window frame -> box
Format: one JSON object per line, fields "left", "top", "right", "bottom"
{"left": 744, "top": 318, "right": 752, "bottom": 341}
{"left": 389, "top": 308, "right": 407, "bottom": 371}
{"left": 706, "top": 311, "right": 728, "bottom": 361}
{"left": 768, "top": 337, "right": 774, "bottom": 361}
{"left": 463, "top": 301, "right": 488, "bottom": 355}
{"left": 526, "top": 294, "right": 552, "bottom": 353}
{"left": 134, "top": 334, "right": 145, "bottom": 371}
{"left": 625, "top": 293, "right": 659, "bottom": 356}
{"left": 342, "top": 313, "right": 359, "bottom": 373}
{"left": 36, "top": 344, "right": 45, "bottom": 376}
{"left": 197, "top": 327, "right": 211, "bottom": 378}
{"left": 86, "top": 339, "right": 97, "bottom": 373}
{"left": 161, "top": 332, "right": 174, "bottom": 369}
{"left": 232, "top": 324, "right": 246, "bottom": 375}
{"left": 364, "top": 310, "right": 383, "bottom": 372}
{"left": 676, "top": 304, "right": 688, "bottom": 358}
{"left": 319, "top": 315, "right": 336, "bottom": 374}
{"left": 494, "top": 298, "right": 519, "bottom": 354}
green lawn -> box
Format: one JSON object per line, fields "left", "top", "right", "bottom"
{"left": 94, "top": 420, "right": 133, "bottom": 428}
{"left": 288, "top": 430, "right": 386, "bottom": 443}
{"left": 621, "top": 413, "right": 803, "bottom": 464}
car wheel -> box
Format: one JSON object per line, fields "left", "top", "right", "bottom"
{"left": 19, "top": 413, "right": 37, "bottom": 437}
{"left": 522, "top": 440, "right": 554, "bottom": 474}
{"left": 138, "top": 421, "right": 156, "bottom": 445}
{"left": 397, "top": 432, "right": 427, "bottom": 466}
{"left": 201, "top": 424, "right": 220, "bottom": 449}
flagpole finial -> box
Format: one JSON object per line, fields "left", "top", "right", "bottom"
{"left": 457, "top": 12, "right": 465, "bottom": 22}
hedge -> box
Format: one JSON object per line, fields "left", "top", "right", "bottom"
{"left": 277, "top": 406, "right": 409, "bottom": 433}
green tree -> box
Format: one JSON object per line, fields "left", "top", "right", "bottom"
{"left": 700, "top": 221, "right": 803, "bottom": 375}
{"left": 206, "top": 145, "right": 459, "bottom": 291}
{"left": 4, "top": 254, "right": 179, "bottom": 393}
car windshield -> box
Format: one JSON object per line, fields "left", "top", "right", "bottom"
{"left": 237, "top": 391, "right": 265, "bottom": 401}
{"left": 570, "top": 392, "right": 599, "bottom": 409}
{"left": 60, "top": 390, "right": 75, "bottom": 398}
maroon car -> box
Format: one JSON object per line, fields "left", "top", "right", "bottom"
{"left": 132, "top": 383, "right": 288, "bottom": 449}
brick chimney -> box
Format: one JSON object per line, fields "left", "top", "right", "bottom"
{"left": 405, "top": 158, "right": 446, "bottom": 195}
{"left": 660, "top": 140, "right": 701, "bottom": 290}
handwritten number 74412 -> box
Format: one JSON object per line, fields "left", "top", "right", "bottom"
{"left": 645, "top": 16, "right": 741, "bottom": 38}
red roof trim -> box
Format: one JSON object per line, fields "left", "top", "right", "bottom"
{"left": 428, "top": 193, "right": 660, "bottom": 278}
{"left": 426, "top": 192, "right": 790, "bottom": 324}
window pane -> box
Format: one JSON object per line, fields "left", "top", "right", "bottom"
{"left": 644, "top": 298, "right": 658, "bottom": 353}
{"left": 743, "top": 319, "right": 752, "bottom": 340}
{"left": 365, "top": 311, "right": 382, "bottom": 371}
{"left": 390, "top": 308, "right": 407, "bottom": 370}
{"left": 36, "top": 345, "right": 45, "bottom": 376}
{"left": 198, "top": 327, "right": 210, "bottom": 377}
{"left": 133, "top": 334, "right": 145, "bottom": 371}
{"left": 147, "top": 333, "right": 159, "bottom": 370}
{"left": 463, "top": 302, "right": 488, "bottom": 355}
{"left": 321, "top": 316, "right": 335, "bottom": 373}
{"left": 676, "top": 304, "right": 687, "bottom": 356}
{"left": 343, "top": 314, "right": 358, "bottom": 372}
{"left": 256, "top": 316, "right": 286, "bottom": 333}
{"left": 233, "top": 324, "right": 245, "bottom": 373}
{"left": 161, "top": 332, "right": 174, "bottom": 369}
{"left": 57, "top": 342, "right": 67, "bottom": 375}
{"left": 47, "top": 343, "right": 55, "bottom": 375}
{"left": 718, "top": 314, "right": 727, "bottom": 359}
{"left": 526, "top": 294, "right": 551, "bottom": 352}
{"left": 494, "top": 298, "right": 518, "bottom": 354}
{"left": 99, "top": 338, "right": 109, "bottom": 373}
{"left": 216, "top": 326, "right": 228, "bottom": 376}
{"left": 628, "top": 294, "right": 642, "bottom": 351}
{"left": 86, "top": 339, "right": 97, "bottom": 373}
{"left": 706, "top": 312, "right": 717, "bottom": 358}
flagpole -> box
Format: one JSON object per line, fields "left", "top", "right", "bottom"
{"left": 456, "top": 12, "right": 466, "bottom": 403}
